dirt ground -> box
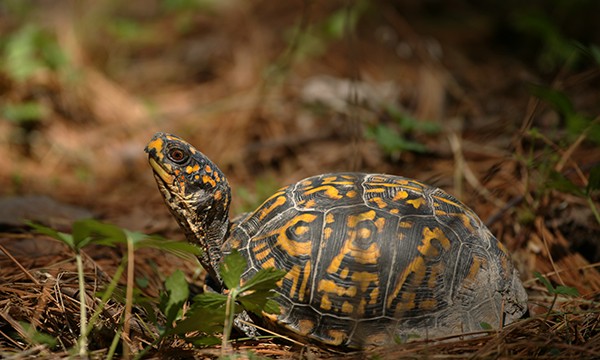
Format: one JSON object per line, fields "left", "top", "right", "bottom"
{"left": 1, "top": 1, "right": 600, "bottom": 358}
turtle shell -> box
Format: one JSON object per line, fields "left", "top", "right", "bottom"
{"left": 226, "top": 173, "right": 527, "bottom": 347}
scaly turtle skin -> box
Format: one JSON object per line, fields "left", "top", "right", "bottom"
{"left": 145, "top": 132, "right": 528, "bottom": 348}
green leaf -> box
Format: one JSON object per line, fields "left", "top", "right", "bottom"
{"left": 220, "top": 250, "right": 247, "bottom": 290}
{"left": 163, "top": 270, "right": 189, "bottom": 324}
{"left": 529, "top": 85, "right": 575, "bottom": 117}
{"left": 240, "top": 267, "right": 286, "bottom": 293}
{"left": 27, "top": 221, "right": 75, "bottom": 249}
{"left": 1, "top": 102, "right": 47, "bottom": 123}
{"left": 135, "top": 236, "right": 201, "bottom": 258}
{"left": 554, "top": 285, "right": 580, "bottom": 297}
{"left": 479, "top": 322, "right": 493, "bottom": 330}
{"left": 188, "top": 335, "right": 222, "bottom": 347}
{"left": 586, "top": 165, "right": 600, "bottom": 195}
{"left": 171, "top": 305, "right": 225, "bottom": 335}
{"left": 546, "top": 171, "right": 584, "bottom": 196}
{"left": 534, "top": 271, "right": 555, "bottom": 294}
{"left": 192, "top": 292, "right": 228, "bottom": 309}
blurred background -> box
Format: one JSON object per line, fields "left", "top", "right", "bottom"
{"left": 1, "top": 0, "right": 599, "bottom": 294}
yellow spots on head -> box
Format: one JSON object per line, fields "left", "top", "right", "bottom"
{"left": 194, "top": 174, "right": 200, "bottom": 181}
{"left": 204, "top": 164, "right": 212, "bottom": 173}
{"left": 214, "top": 190, "right": 222, "bottom": 200}
{"left": 185, "top": 163, "right": 200, "bottom": 174}
{"left": 258, "top": 196, "right": 287, "bottom": 221}
{"left": 146, "top": 138, "right": 165, "bottom": 157}
{"left": 407, "top": 197, "right": 426, "bottom": 209}
{"left": 202, "top": 175, "right": 216, "bottom": 187}
{"left": 297, "top": 319, "right": 315, "bottom": 335}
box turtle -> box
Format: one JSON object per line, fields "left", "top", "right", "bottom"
{"left": 145, "top": 132, "right": 528, "bottom": 348}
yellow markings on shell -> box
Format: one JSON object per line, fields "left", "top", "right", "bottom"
{"left": 347, "top": 210, "right": 376, "bottom": 227}
{"left": 304, "top": 199, "right": 316, "bottom": 208}
{"left": 366, "top": 187, "right": 385, "bottom": 193}
{"left": 418, "top": 227, "right": 451, "bottom": 257}
{"left": 303, "top": 185, "right": 343, "bottom": 199}
{"left": 392, "top": 190, "right": 409, "bottom": 201}
{"left": 358, "top": 228, "right": 371, "bottom": 239}
{"left": 327, "top": 230, "right": 380, "bottom": 274}
{"left": 351, "top": 271, "right": 379, "bottom": 293}
{"left": 325, "top": 213, "right": 335, "bottom": 223}
{"left": 339, "top": 267, "right": 349, "bottom": 279}
{"left": 370, "top": 197, "right": 387, "bottom": 208}
{"left": 262, "top": 257, "right": 276, "bottom": 269}
{"left": 214, "top": 190, "right": 222, "bottom": 200}
{"left": 341, "top": 301, "right": 354, "bottom": 314}
{"left": 346, "top": 190, "right": 357, "bottom": 198}
{"left": 323, "top": 227, "right": 333, "bottom": 240}
{"left": 320, "top": 293, "right": 332, "bottom": 310}
{"left": 283, "top": 265, "right": 302, "bottom": 298}
{"left": 258, "top": 195, "right": 287, "bottom": 221}
{"left": 420, "top": 298, "right": 437, "bottom": 310}
{"left": 327, "top": 330, "right": 346, "bottom": 345}
{"left": 357, "top": 298, "right": 367, "bottom": 316}
{"left": 387, "top": 256, "right": 425, "bottom": 308}
{"left": 202, "top": 175, "right": 216, "bottom": 187}
{"left": 466, "top": 256, "right": 483, "bottom": 283}
{"left": 374, "top": 217, "right": 386, "bottom": 232}
{"left": 407, "top": 197, "right": 426, "bottom": 209}
{"left": 297, "top": 319, "right": 315, "bottom": 335}
{"left": 390, "top": 208, "right": 399, "bottom": 214}
{"left": 274, "top": 213, "right": 316, "bottom": 256}
{"left": 298, "top": 260, "right": 311, "bottom": 301}
{"left": 394, "top": 292, "right": 416, "bottom": 315}
{"left": 318, "top": 279, "right": 357, "bottom": 297}
{"left": 294, "top": 226, "right": 310, "bottom": 236}
{"left": 427, "top": 262, "right": 444, "bottom": 289}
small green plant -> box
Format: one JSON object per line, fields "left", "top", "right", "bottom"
{"left": 366, "top": 104, "right": 440, "bottom": 157}
{"left": 534, "top": 271, "right": 580, "bottom": 320}
{"left": 29, "top": 219, "right": 200, "bottom": 358}
{"left": 165, "top": 250, "right": 285, "bottom": 356}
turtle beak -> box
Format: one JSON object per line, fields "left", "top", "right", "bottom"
{"left": 148, "top": 157, "right": 174, "bottom": 184}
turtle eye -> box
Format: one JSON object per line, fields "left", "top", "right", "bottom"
{"left": 167, "top": 147, "right": 188, "bottom": 164}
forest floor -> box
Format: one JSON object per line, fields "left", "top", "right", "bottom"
{"left": 1, "top": 1, "right": 599, "bottom": 358}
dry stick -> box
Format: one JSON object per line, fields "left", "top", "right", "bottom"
{"left": 0, "top": 244, "right": 40, "bottom": 286}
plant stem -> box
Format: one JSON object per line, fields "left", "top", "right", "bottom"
{"left": 122, "top": 236, "right": 135, "bottom": 359}
{"left": 76, "top": 252, "right": 88, "bottom": 356}
{"left": 587, "top": 196, "right": 600, "bottom": 226}
{"left": 221, "top": 289, "right": 237, "bottom": 355}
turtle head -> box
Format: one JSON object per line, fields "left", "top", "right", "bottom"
{"left": 145, "top": 132, "right": 230, "bottom": 284}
